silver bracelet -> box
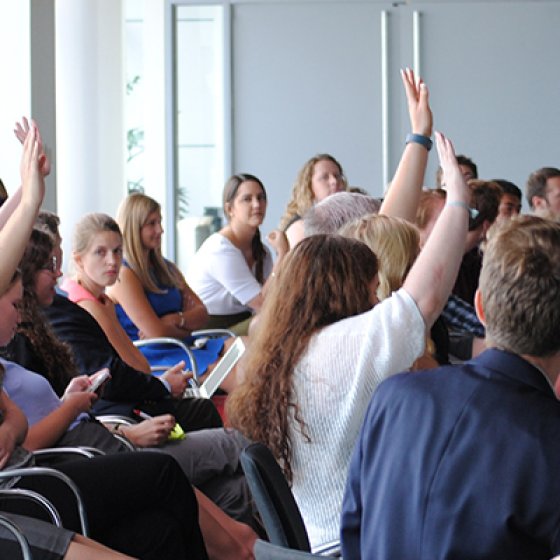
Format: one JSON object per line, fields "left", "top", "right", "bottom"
{"left": 446, "top": 200, "right": 479, "bottom": 220}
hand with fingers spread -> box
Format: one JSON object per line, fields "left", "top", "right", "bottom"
{"left": 14, "top": 116, "right": 51, "bottom": 177}
{"left": 19, "top": 123, "right": 46, "bottom": 208}
{"left": 434, "top": 131, "right": 469, "bottom": 204}
{"left": 123, "top": 414, "right": 176, "bottom": 447}
{"left": 401, "top": 67, "right": 432, "bottom": 137}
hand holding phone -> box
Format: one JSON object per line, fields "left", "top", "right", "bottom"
{"left": 88, "top": 368, "right": 111, "bottom": 394}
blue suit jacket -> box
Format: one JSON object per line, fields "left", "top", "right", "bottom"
{"left": 341, "top": 348, "right": 560, "bottom": 560}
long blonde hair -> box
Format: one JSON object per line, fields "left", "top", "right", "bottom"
{"left": 279, "top": 154, "right": 347, "bottom": 230}
{"left": 339, "top": 214, "right": 419, "bottom": 300}
{"left": 116, "top": 193, "right": 180, "bottom": 293}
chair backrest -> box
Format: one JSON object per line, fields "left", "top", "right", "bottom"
{"left": 240, "top": 443, "right": 311, "bottom": 552}
{"left": 0, "top": 514, "right": 33, "bottom": 560}
{"left": 254, "top": 539, "right": 324, "bottom": 559}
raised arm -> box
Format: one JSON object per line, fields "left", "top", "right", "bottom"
{"left": 379, "top": 68, "right": 432, "bottom": 221}
{"left": 402, "top": 132, "right": 469, "bottom": 329}
{"left": 0, "top": 124, "right": 45, "bottom": 293}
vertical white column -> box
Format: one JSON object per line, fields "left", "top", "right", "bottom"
{"left": 55, "top": 0, "right": 125, "bottom": 269}
{"left": 0, "top": 1, "right": 30, "bottom": 191}
{"left": 142, "top": 0, "right": 173, "bottom": 258}
{"left": 30, "top": 0, "right": 57, "bottom": 212}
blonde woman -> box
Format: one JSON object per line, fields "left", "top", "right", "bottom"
{"left": 107, "top": 194, "right": 225, "bottom": 374}
{"left": 339, "top": 214, "right": 419, "bottom": 300}
{"left": 339, "top": 214, "right": 440, "bottom": 368}
{"left": 279, "top": 154, "right": 347, "bottom": 247}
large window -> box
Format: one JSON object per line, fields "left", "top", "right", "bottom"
{"left": 174, "top": 4, "right": 227, "bottom": 270}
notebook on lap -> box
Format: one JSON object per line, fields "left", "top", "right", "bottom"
{"left": 183, "top": 336, "right": 245, "bottom": 399}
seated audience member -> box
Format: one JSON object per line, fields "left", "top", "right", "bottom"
{"left": 342, "top": 215, "right": 560, "bottom": 560}
{"left": 187, "top": 175, "right": 287, "bottom": 335}
{"left": 452, "top": 179, "right": 501, "bottom": 306}
{"left": 105, "top": 193, "right": 230, "bottom": 371}
{"left": 416, "top": 189, "right": 485, "bottom": 361}
{"left": 5, "top": 222, "right": 221, "bottom": 431}
{"left": 339, "top": 214, "right": 440, "bottom": 368}
{"left": 493, "top": 178, "right": 522, "bottom": 224}
{"left": 288, "top": 67, "right": 432, "bottom": 247}
{"left": 64, "top": 212, "right": 247, "bottom": 393}
{"left": 227, "top": 131, "right": 469, "bottom": 549}
{"left": 0, "top": 358, "right": 210, "bottom": 560}
{"left": 303, "top": 192, "right": 381, "bottom": 236}
{"left": 2, "top": 229, "right": 257, "bottom": 530}
{"left": 0, "top": 119, "right": 209, "bottom": 560}
{"left": 279, "top": 154, "right": 348, "bottom": 247}
{"left": 436, "top": 153, "right": 478, "bottom": 187}
{"left": 415, "top": 188, "right": 446, "bottom": 247}
{"left": 0, "top": 513, "right": 134, "bottom": 560}
{"left": 525, "top": 166, "right": 560, "bottom": 221}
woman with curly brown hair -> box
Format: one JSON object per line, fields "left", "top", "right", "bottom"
{"left": 227, "top": 131, "right": 472, "bottom": 550}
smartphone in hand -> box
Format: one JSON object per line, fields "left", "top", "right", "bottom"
{"left": 88, "top": 368, "right": 111, "bottom": 394}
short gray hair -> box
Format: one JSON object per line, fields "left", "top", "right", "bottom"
{"left": 303, "top": 192, "right": 382, "bottom": 236}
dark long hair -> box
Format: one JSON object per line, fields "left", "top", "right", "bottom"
{"left": 227, "top": 234, "right": 377, "bottom": 482}
{"left": 17, "top": 228, "right": 78, "bottom": 395}
{"left": 223, "top": 173, "right": 268, "bottom": 284}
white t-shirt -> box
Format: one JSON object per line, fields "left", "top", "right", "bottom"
{"left": 289, "top": 288, "right": 425, "bottom": 549}
{"left": 187, "top": 233, "right": 273, "bottom": 315}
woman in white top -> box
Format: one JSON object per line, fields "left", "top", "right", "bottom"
{"left": 188, "top": 173, "right": 288, "bottom": 335}
{"left": 227, "top": 130, "right": 471, "bottom": 549}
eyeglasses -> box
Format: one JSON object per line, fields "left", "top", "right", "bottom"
{"left": 40, "top": 256, "right": 58, "bottom": 273}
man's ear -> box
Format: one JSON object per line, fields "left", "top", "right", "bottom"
{"left": 474, "top": 289, "right": 486, "bottom": 326}
{"left": 532, "top": 195, "right": 547, "bottom": 211}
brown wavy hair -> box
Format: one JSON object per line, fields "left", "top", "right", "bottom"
{"left": 18, "top": 228, "right": 78, "bottom": 395}
{"left": 279, "top": 154, "right": 347, "bottom": 230}
{"left": 227, "top": 234, "right": 377, "bottom": 482}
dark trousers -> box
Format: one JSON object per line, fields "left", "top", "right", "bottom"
{"left": 15, "top": 452, "right": 209, "bottom": 560}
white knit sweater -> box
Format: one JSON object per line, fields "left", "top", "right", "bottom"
{"left": 289, "top": 288, "right": 425, "bottom": 549}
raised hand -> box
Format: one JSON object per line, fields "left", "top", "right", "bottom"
{"left": 18, "top": 123, "right": 45, "bottom": 208}
{"left": 401, "top": 68, "right": 432, "bottom": 137}
{"left": 13, "top": 116, "right": 31, "bottom": 145}
{"left": 434, "top": 131, "right": 468, "bottom": 202}
{"left": 14, "top": 117, "right": 51, "bottom": 177}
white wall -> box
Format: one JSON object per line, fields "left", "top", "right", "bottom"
{"left": 229, "top": 0, "right": 560, "bottom": 238}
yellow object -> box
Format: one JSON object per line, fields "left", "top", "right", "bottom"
{"left": 168, "top": 423, "right": 186, "bottom": 441}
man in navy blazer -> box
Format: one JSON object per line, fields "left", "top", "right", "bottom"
{"left": 341, "top": 215, "right": 560, "bottom": 560}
